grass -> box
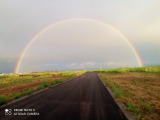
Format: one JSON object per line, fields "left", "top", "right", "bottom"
{"left": 96, "top": 66, "right": 160, "bottom": 74}
{"left": 143, "top": 103, "right": 152, "bottom": 111}
{"left": 126, "top": 102, "right": 141, "bottom": 119}
{"left": 41, "top": 81, "right": 48, "bottom": 88}
{"left": 111, "top": 86, "right": 127, "bottom": 98}
{"left": 49, "top": 81, "right": 55, "bottom": 86}
{"left": 0, "top": 71, "right": 85, "bottom": 106}
{"left": 0, "top": 71, "right": 84, "bottom": 88}
{"left": 35, "top": 86, "right": 42, "bottom": 91}
{"left": 111, "top": 86, "right": 120, "bottom": 98}
{"left": 15, "top": 93, "right": 21, "bottom": 99}
{"left": 55, "top": 80, "right": 63, "bottom": 84}
{"left": 23, "top": 90, "right": 33, "bottom": 95}
{"left": 1, "top": 66, "right": 159, "bottom": 119}
{"left": 0, "top": 97, "right": 6, "bottom": 105}
{"left": 99, "top": 66, "right": 160, "bottom": 120}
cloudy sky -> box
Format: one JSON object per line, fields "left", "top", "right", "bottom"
{"left": 1, "top": 0, "right": 160, "bottom": 73}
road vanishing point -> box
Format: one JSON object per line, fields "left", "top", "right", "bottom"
{"left": 0, "top": 72, "right": 127, "bottom": 120}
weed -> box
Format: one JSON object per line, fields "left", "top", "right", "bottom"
{"left": 98, "top": 67, "right": 160, "bottom": 120}
{"left": 126, "top": 102, "right": 141, "bottom": 119}
{"left": 111, "top": 85, "right": 126, "bottom": 98}
{"left": 15, "top": 93, "right": 21, "bottom": 99}
{"left": 0, "top": 75, "right": 9, "bottom": 79}
{"left": 41, "top": 81, "right": 48, "bottom": 88}
{"left": 145, "top": 78, "right": 151, "bottom": 81}
{"left": 35, "top": 86, "right": 42, "bottom": 91}
{"left": 7, "top": 93, "right": 22, "bottom": 100}
{"left": 23, "top": 90, "right": 33, "bottom": 95}
{"left": 131, "top": 81, "right": 137, "bottom": 85}
{"left": 129, "top": 68, "right": 146, "bottom": 72}
{"left": 0, "top": 71, "right": 85, "bottom": 107}
{"left": 49, "top": 81, "right": 55, "bottom": 86}
{"left": 106, "top": 70, "right": 121, "bottom": 74}
{"left": 144, "top": 103, "right": 152, "bottom": 111}
{"left": 112, "top": 86, "right": 120, "bottom": 98}
{"left": 0, "top": 96, "right": 6, "bottom": 105}
{"left": 55, "top": 80, "right": 63, "bottom": 84}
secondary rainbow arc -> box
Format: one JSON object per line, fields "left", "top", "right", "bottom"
{"left": 14, "top": 17, "right": 143, "bottom": 73}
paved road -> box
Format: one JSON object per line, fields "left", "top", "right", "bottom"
{"left": 0, "top": 72, "right": 127, "bottom": 120}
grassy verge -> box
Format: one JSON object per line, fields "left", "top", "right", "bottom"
{"left": 0, "top": 71, "right": 85, "bottom": 106}
{"left": 98, "top": 66, "right": 160, "bottom": 120}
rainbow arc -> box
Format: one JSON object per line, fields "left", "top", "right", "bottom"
{"left": 14, "top": 18, "right": 143, "bottom": 73}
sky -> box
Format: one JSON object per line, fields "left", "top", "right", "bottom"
{"left": 0, "top": 0, "right": 160, "bottom": 73}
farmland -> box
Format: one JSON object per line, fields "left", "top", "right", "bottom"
{"left": 0, "top": 71, "right": 85, "bottom": 106}
{"left": 99, "top": 66, "right": 160, "bottom": 120}
{"left": 0, "top": 66, "right": 160, "bottom": 120}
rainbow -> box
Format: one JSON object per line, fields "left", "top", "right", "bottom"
{"left": 14, "top": 17, "right": 143, "bottom": 73}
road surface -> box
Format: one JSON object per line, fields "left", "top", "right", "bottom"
{"left": 0, "top": 72, "right": 127, "bottom": 120}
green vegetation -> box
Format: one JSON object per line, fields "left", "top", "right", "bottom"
{"left": 96, "top": 66, "right": 160, "bottom": 74}
{"left": 35, "top": 86, "right": 42, "bottom": 91}
{"left": 0, "top": 71, "right": 85, "bottom": 88}
{"left": 127, "top": 102, "right": 141, "bottom": 119}
{"left": 143, "top": 103, "right": 152, "bottom": 111}
{"left": 0, "top": 97, "right": 6, "bottom": 105}
{"left": 41, "top": 81, "right": 49, "bottom": 88}
{"left": 49, "top": 81, "right": 55, "bottom": 86}
{"left": 1, "top": 66, "right": 159, "bottom": 119}
{"left": 55, "top": 80, "right": 63, "bottom": 84}
{"left": 111, "top": 86, "right": 126, "bottom": 98}
{"left": 23, "top": 90, "right": 33, "bottom": 95}
{"left": 0, "top": 71, "right": 85, "bottom": 106}
{"left": 99, "top": 66, "right": 160, "bottom": 120}
{"left": 15, "top": 93, "right": 21, "bottom": 99}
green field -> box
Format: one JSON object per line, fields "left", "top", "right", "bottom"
{"left": 0, "top": 66, "right": 160, "bottom": 120}
{"left": 0, "top": 71, "right": 85, "bottom": 106}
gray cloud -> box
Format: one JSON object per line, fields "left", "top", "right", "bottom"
{"left": 1, "top": 0, "right": 160, "bottom": 73}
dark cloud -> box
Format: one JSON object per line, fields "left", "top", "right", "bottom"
{"left": 0, "top": 59, "right": 17, "bottom": 73}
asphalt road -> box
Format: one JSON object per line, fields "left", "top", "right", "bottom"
{"left": 0, "top": 72, "right": 127, "bottom": 120}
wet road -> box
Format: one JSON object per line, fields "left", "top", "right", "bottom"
{"left": 0, "top": 72, "right": 127, "bottom": 120}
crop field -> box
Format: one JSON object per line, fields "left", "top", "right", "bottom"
{"left": 99, "top": 66, "right": 160, "bottom": 120}
{"left": 0, "top": 71, "right": 85, "bottom": 106}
